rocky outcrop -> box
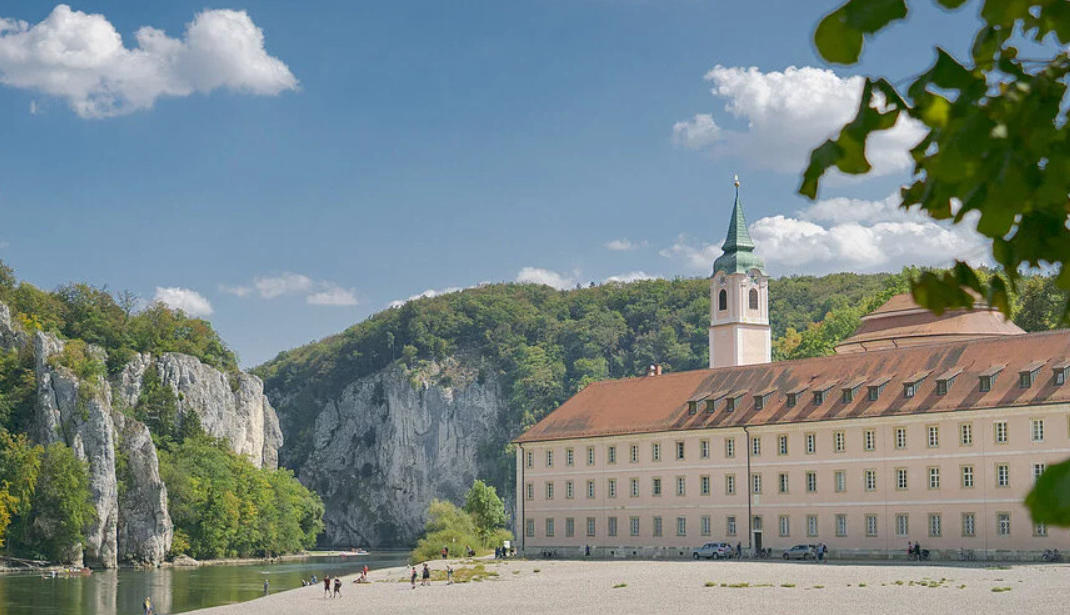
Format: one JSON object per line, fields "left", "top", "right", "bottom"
{"left": 114, "top": 412, "right": 173, "bottom": 565}
{"left": 116, "top": 353, "right": 281, "bottom": 469}
{"left": 0, "top": 301, "right": 27, "bottom": 350}
{"left": 34, "top": 332, "right": 119, "bottom": 568}
{"left": 280, "top": 359, "right": 507, "bottom": 547}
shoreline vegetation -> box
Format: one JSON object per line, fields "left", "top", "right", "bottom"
{"left": 0, "top": 549, "right": 374, "bottom": 576}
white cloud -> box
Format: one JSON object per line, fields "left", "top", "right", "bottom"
{"left": 28, "top": 99, "right": 37, "bottom": 115}
{"left": 516, "top": 267, "right": 578, "bottom": 290}
{"left": 604, "top": 238, "right": 646, "bottom": 251}
{"left": 153, "top": 286, "right": 212, "bottom": 316}
{"left": 660, "top": 193, "right": 990, "bottom": 276}
{"left": 388, "top": 286, "right": 464, "bottom": 309}
{"left": 672, "top": 113, "right": 721, "bottom": 150}
{"left": 674, "top": 66, "right": 924, "bottom": 178}
{"left": 0, "top": 4, "right": 297, "bottom": 118}
{"left": 252, "top": 272, "right": 313, "bottom": 299}
{"left": 218, "top": 283, "right": 251, "bottom": 297}
{"left": 603, "top": 271, "right": 656, "bottom": 284}
{"left": 306, "top": 285, "right": 358, "bottom": 306}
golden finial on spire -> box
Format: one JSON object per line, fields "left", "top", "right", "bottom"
{"left": 733, "top": 174, "right": 740, "bottom": 188}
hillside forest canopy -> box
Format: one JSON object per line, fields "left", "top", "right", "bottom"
{"left": 0, "top": 259, "right": 323, "bottom": 562}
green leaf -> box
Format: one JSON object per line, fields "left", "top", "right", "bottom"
{"left": 1026, "top": 458, "right": 1070, "bottom": 527}
{"left": 935, "top": 0, "right": 968, "bottom": 7}
{"left": 799, "top": 140, "right": 843, "bottom": 199}
{"left": 815, "top": 8, "right": 863, "bottom": 64}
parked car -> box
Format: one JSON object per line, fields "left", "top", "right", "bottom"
{"left": 692, "top": 542, "right": 734, "bottom": 559}
{"left": 782, "top": 544, "right": 816, "bottom": 560}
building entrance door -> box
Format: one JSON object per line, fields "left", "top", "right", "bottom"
{"left": 753, "top": 531, "right": 763, "bottom": 552}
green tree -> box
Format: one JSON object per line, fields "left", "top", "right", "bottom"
{"left": 0, "top": 430, "right": 42, "bottom": 550}
{"left": 15, "top": 443, "right": 94, "bottom": 562}
{"left": 802, "top": 0, "right": 1070, "bottom": 526}
{"left": 463, "top": 479, "right": 506, "bottom": 543}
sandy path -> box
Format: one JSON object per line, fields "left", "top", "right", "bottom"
{"left": 187, "top": 557, "right": 1070, "bottom": 615}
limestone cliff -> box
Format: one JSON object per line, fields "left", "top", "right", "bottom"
{"left": 272, "top": 359, "right": 508, "bottom": 547}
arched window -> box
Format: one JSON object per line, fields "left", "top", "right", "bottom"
{"left": 718, "top": 289, "right": 728, "bottom": 311}
{"left": 749, "top": 288, "right": 759, "bottom": 310}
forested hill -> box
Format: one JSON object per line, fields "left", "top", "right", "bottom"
{"left": 256, "top": 270, "right": 1066, "bottom": 460}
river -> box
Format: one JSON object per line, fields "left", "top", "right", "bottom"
{"left": 0, "top": 551, "right": 410, "bottom": 615}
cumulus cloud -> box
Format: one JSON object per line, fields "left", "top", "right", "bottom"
{"left": 388, "top": 286, "right": 465, "bottom": 309}
{"left": 306, "top": 285, "right": 358, "bottom": 306}
{"left": 516, "top": 267, "right": 578, "bottom": 290}
{"left": 674, "top": 66, "right": 924, "bottom": 178}
{"left": 604, "top": 271, "right": 656, "bottom": 284}
{"left": 0, "top": 4, "right": 297, "bottom": 118}
{"left": 604, "top": 238, "right": 646, "bottom": 251}
{"left": 153, "top": 286, "right": 212, "bottom": 316}
{"left": 660, "top": 194, "right": 990, "bottom": 276}
{"left": 251, "top": 272, "right": 313, "bottom": 299}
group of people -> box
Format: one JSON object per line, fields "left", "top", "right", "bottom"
{"left": 493, "top": 545, "right": 514, "bottom": 559}
{"left": 810, "top": 543, "right": 829, "bottom": 561}
{"left": 907, "top": 541, "right": 929, "bottom": 561}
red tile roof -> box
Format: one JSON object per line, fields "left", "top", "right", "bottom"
{"left": 514, "top": 329, "right": 1070, "bottom": 444}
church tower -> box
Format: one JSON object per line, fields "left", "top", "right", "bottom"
{"left": 709, "top": 178, "right": 770, "bottom": 368}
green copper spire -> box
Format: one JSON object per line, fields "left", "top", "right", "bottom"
{"left": 712, "top": 177, "right": 766, "bottom": 276}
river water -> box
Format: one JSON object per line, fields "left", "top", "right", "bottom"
{"left": 0, "top": 551, "right": 410, "bottom": 615}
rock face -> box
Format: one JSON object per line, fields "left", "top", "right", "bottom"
{"left": 116, "top": 353, "right": 281, "bottom": 469}
{"left": 114, "top": 412, "right": 173, "bottom": 565}
{"left": 276, "top": 359, "right": 507, "bottom": 547}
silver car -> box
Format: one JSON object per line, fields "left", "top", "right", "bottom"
{"left": 782, "top": 544, "right": 816, "bottom": 560}
{"left": 692, "top": 542, "right": 734, "bottom": 559}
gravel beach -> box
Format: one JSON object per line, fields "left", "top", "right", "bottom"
{"left": 186, "top": 557, "right": 1070, "bottom": 615}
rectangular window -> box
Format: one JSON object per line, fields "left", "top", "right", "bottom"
{"left": 630, "top": 444, "right": 638, "bottom": 463}
{"left": 752, "top": 473, "right": 762, "bottom": 494}
{"left": 842, "top": 387, "right": 854, "bottom": 403}
{"left": 525, "top": 518, "right": 534, "bottom": 537}
{"left": 1034, "top": 463, "right": 1047, "bottom": 483}
{"left": 725, "top": 438, "right": 735, "bottom": 458}
{"left": 546, "top": 518, "right": 555, "bottom": 537}
{"left": 936, "top": 379, "right": 948, "bottom": 395}
{"left": 834, "top": 431, "right": 845, "bottom": 453}
{"left": 928, "top": 466, "right": 940, "bottom": 490}
{"left": 608, "top": 446, "right": 617, "bottom": 464}
{"left": 1034, "top": 522, "right": 1048, "bottom": 537}
{"left": 960, "top": 423, "right": 973, "bottom": 446}
{"left": 687, "top": 400, "right": 697, "bottom": 415}
{"left": 725, "top": 396, "right": 736, "bottom": 412}
{"left": 961, "top": 465, "right": 974, "bottom": 488}
{"left": 676, "top": 476, "right": 686, "bottom": 496}
{"left": 700, "top": 439, "right": 710, "bottom": 459}
{"left": 700, "top": 475, "right": 711, "bottom": 496}
{"left": 607, "top": 478, "right": 617, "bottom": 499}
{"left": 526, "top": 451, "right": 533, "bottom": 468}
{"left": 566, "top": 517, "right": 575, "bottom": 537}
{"left": 895, "top": 427, "right": 907, "bottom": 449}
{"left": 705, "top": 399, "right": 716, "bottom": 413}
{"left": 928, "top": 513, "right": 942, "bottom": 537}
{"left": 676, "top": 517, "right": 687, "bottom": 536}
{"left": 701, "top": 515, "right": 711, "bottom": 537}
{"left": 996, "top": 464, "right": 1009, "bottom": 487}
{"left": 545, "top": 482, "right": 554, "bottom": 500}
{"left": 807, "top": 515, "right": 818, "bottom": 537}
{"left": 608, "top": 516, "right": 617, "bottom": 537}
{"left": 813, "top": 390, "right": 826, "bottom": 405}
{"left": 778, "top": 434, "right": 788, "bottom": 455}
{"left": 868, "top": 385, "right": 882, "bottom": 401}
{"left": 676, "top": 441, "right": 685, "bottom": 460}
{"left": 994, "top": 421, "right": 1008, "bottom": 444}
{"left": 629, "top": 478, "right": 639, "bottom": 497}
{"left": 980, "top": 375, "right": 992, "bottom": 392}
{"left": 896, "top": 514, "right": 909, "bottom": 537}
{"left": 997, "top": 512, "right": 1010, "bottom": 536}
{"left": 806, "top": 471, "right": 817, "bottom": 493}
{"left": 526, "top": 482, "right": 534, "bottom": 501}
{"left": 1032, "top": 419, "right": 1045, "bottom": 442}
{"left": 629, "top": 516, "right": 639, "bottom": 537}
{"left": 865, "top": 514, "right": 878, "bottom": 537}
{"left": 651, "top": 443, "right": 661, "bottom": 462}
{"left": 864, "top": 469, "right": 877, "bottom": 492}
{"left": 755, "top": 394, "right": 765, "bottom": 410}
{"left": 1020, "top": 371, "right": 1035, "bottom": 389}
{"left": 1057, "top": 368, "right": 1068, "bottom": 385}
{"left": 587, "top": 446, "right": 595, "bottom": 465}
{"left": 566, "top": 480, "right": 574, "bottom": 499}
{"left": 726, "top": 515, "right": 737, "bottom": 536}
{"left": 834, "top": 470, "right": 846, "bottom": 493}
{"left": 725, "top": 474, "right": 736, "bottom": 495}
{"left": 806, "top": 433, "right": 816, "bottom": 454}
{"left": 864, "top": 429, "right": 875, "bottom": 451}
{"left": 751, "top": 436, "right": 761, "bottom": 456}
{"left": 779, "top": 515, "right": 790, "bottom": 537}
{"left": 653, "top": 516, "right": 663, "bottom": 537}
{"left": 896, "top": 467, "right": 908, "bottom": 490}
{"left": 961, "top": 513, "right": 975, "bottom": 537}
{"left": 778, "top": 472, "right": 789, "bottom": 494}
{"left": 787, "top": 392, "right": 797, "bottom": 408}
{"left": 587, "top": 480, "right": 595, "bottom": 498}
{"left": 566, "top": 448, "right": 574, "bottom": 466}
{"left": 928, "top": 425, "right": 939, "bottom": 448}
{"left": 586, "top": 517, "right": 596, "bottom": 537}
{"left": 904, "top": 382, "right": 916, "bottom": 398}
{"left": 546, "top": 450, "right": 553, "bottom": 467}
{"left": 652, "top": 477, "right": 662, "bottom": 496}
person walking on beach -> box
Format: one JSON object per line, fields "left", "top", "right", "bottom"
{"left": 263, "top": 578, "right": 270, "bottom": 595}
{"left": 421, "top": 563, "right": 431, "bottom": 586}
{"left": 324, "top": 575, "right": 331, "bottom": 597}
{"left": 447, "top": 565, "right": 454, "bottom": 585}
{"left": 735, "top": 542, "right": 741, "bottom": 559}
{"left": 410, "top": 567, "right": 417, "bottom": 589}
{"left": 333, "top": 577, "right": 342, "bottom": 598}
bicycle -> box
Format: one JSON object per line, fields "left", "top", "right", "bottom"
{"left": 959, "top": 548, "right": 975, "bottom": 561}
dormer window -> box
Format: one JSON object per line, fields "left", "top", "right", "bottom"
{"left": 936, "top": 380, "right": 948, "bottom": 395}
{"left": 725, "top": 396, "right": 736, "bottom": 412}
{"left": 903, "top": 370, "right": 931, "bottom": 399}
{"left": 813, "top": 390, "right": 824, "bottom": 405}
{"left": 979, "top": 375, "right": 992, "bottom": 392}
{"left": 979, "top": 365, "right": 1005, "bottom": 393}
{"left": 687, "top": 401, "right": 698, "bottom": 416}
{"left": 811, "top": 382, "right": 835, "bottom": 406}
{"left": 753, "top": 389, "right": 774, "bottom": 411}
{"left": 786, "top": 393, "right": 797, "bottom": 408}
{"left": 705, "top": 399, "right": 716, "bottom": 413}
{"left": 841, "top": 379, "right": 864, "bottom": 403}
{"left": 1019, "top": 361, "right": 1045, "bottom": 389}
{"left": 935, "top": 368, "right": 962, "bottom": 396}
{"left": 866, "top": 376, "right": 891, "bottom": 401}
{"left": 1054, "top": 364, "right": 1069, "bottom": 386}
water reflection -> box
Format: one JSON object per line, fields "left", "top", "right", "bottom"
{"left": 0, "top": 552, "right": 409, "bottom": 615}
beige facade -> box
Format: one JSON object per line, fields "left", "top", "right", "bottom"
{"left": 516, "top": 404, "right": 1070, "bottom": 558}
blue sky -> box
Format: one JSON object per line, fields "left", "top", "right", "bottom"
{"left": 0, "top": 1, "right": 990, "bottom": 366}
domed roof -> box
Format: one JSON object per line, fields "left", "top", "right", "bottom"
{"left": 834, "top": 293, "right": 1025, "bottom": 354}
